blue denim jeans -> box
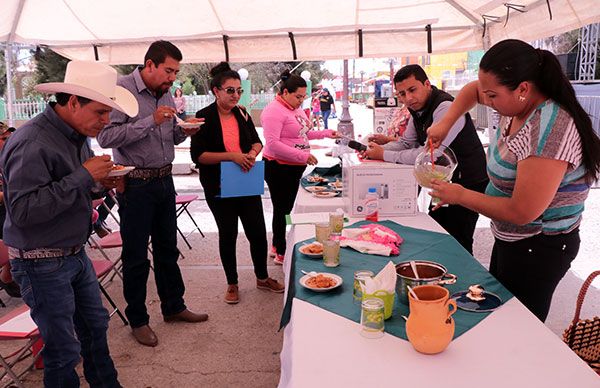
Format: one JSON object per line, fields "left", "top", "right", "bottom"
{"left": 10, "top": 249, "right": 120, "bottom": 388}
{"left": 322, "top": 110, "right": 331, "bottom": 129}
{"left": 117, "top": 175, "right": 186, "bottom": 328}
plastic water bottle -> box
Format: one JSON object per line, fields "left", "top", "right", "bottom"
{"left": 364, "top": 187, "right": 379, "bottom": 222}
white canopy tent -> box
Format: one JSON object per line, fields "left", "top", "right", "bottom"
{"left": 2, "top": 0, "right": 600, "bottom": 127}
{"left": 2, "top": 0, "right": 600, "bottom": 64}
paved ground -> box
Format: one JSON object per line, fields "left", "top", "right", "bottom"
{"left": 1, "top": 103, "right": 599, "bottom": 386}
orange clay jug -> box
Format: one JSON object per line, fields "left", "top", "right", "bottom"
{"left": 406, "top": 284, "right": 457, "bottom": 354}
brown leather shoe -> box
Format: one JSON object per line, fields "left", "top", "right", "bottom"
{"left": 131, "top": 325, "right": 158, "bottom": 347}
{"left": 257, "top": 277, "right": 285, "bottom": 293}
{"left": 163, "top": 309, "right": 208, "bottom": 323}
{"left": 224, "top": 285, "right": 239, "bottom": 304}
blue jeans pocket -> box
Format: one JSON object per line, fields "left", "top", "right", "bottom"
{"left": 31, "top": 258, "right": 64, "bottom": 275}
{"left": 10, "top": 263, "right": 34, "bottom": 307}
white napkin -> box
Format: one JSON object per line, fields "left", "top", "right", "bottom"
{"left": 339, "top": 239, "right": 392, "bottom": 256}
{"left": 341, "top": 228, "right": 368, "bottom": 239}
{"left": 363, "top": 261, "right": 397, "bottom": 294}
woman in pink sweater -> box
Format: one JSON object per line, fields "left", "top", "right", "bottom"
{"left": 261, "top": 70, "right": 337, "bottom": 264}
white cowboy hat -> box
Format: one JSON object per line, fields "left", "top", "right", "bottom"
{"left": 35, "top": 60, "right": 139, "bottom": 117}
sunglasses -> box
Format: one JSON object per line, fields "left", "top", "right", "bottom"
{"left": 219, "top": 87, "right": 244, "bottom": 95}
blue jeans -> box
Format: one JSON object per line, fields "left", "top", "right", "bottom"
{"left": 117, "top": 175, "right": 186, "bottom": 328}
{"left": 322, "top": 110, "right": 331, "bottom": 129}
{"left": 10, "top": 250, "right": 120, "bottom": 388}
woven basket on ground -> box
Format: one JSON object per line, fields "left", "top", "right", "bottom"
{"left": 563, "top": 270, "right": 600, "bottom": 375}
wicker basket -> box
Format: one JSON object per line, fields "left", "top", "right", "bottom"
{"left": 563, "top": 270, "right": 600, "bottom": 375}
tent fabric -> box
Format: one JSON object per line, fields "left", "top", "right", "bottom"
{"left": 1, "top": 0, "right": 600, "bottom": 64}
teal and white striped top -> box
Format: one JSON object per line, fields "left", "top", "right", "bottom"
{"left": 486, "top": 100, "right": 589, "bottom": 242}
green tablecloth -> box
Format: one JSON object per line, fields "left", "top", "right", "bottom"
{"left": 280, "top": 220, "right": 513, "bottom": 341}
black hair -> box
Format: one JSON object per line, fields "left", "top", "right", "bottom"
{"left": 393, "top": 64, "right": 429, "bottom": 84}
{"left": 480, "top": 39, "right": 600, "bottom": 183}
{"left": 55, "top": 93, "right": 91, "bottom": 107}
{"left": 278, "top": 70, "right": 306, "bottom": 95}
{"left": 144, "top": 40, "right": 182, "bottom": 67}
{"left": 209, "top": 62, "right": 241, "bottom": 93}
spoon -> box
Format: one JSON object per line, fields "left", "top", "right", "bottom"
{"left": 407, "top": 285, "right": 419, "bottom": 300}
{"left": 301, "top": 270, "right": 318, "bottom": 277}
{"left": 410, "top": 260, "right": 420, "bottom": 280}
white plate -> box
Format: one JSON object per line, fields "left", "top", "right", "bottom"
{"left": 305, "top": 186, "right": 328, "bottom": 193}
{"left": 107, "top": 166, "right": 135, "bottom": 177}
{"left": 328, "top": 182, "right": 343, "bottom": 190}
{"left": 298, "top": 243, "right": 323, "bottom": 258}
{"left": 299, "top": 273, "right": 343, "bottom": 292}
{"left": 312, "top": 191, "right": 340, "bottom": 198}
{"left": 178, "top": 121, "right": 205, "bottom": 129}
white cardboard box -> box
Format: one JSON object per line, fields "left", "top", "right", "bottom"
{"left": 342, "top": 154, "right": 417, "bottom": 217}
{"left": 373, "top": 97, "right": 402, "bottom": 135}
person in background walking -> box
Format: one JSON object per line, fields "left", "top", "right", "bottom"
{"left": 311, "top": 90, "right": 322, "bottom": 130}
{"left": 319, "top": 88, "right": 336, "bottom": 129}
{"left": 173, "top": 87, "right": 186, "bottom": 121}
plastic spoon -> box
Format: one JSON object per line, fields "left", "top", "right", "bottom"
{"left": 410, "top": 260, "right": 420, "bottom": 280}
{"left": 301, "top": 270, "right": 318, "bottom": 277}
{"left": 407, "top": 285, "right": 419, "bottom": 300}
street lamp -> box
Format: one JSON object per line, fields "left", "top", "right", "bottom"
{"left": 237, "top": 68, "right": 251, "bottom": 107}
{"left": 300, "top": 71, "right": 312, "bottom": 111}
{"left": 238, "top": 68, "right": 249, "bottom": 81}
{"left": 360, "top": 70, "right": 365, "bottom": 103}
{"left": 300, "top": 70, "right": 311, "bottom": 81}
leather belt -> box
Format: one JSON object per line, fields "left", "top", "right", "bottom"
{"left": 127, "top": 164, "right": 172, "bottom": 180}
{"left": 8, "top": 245, "right": 84, "bottom": 260}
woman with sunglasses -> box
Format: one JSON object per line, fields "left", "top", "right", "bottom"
{"left": 261, "top": 70, "right": 338, "bottom": 264}
{"left": 191, "top": 62, "right": 284, "bottom": 304}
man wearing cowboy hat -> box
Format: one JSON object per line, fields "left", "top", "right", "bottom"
{"left": 97, "top": 40, "right": 207, "bottom": 348}
{"left": 0, "top": 60, "right": 139, "bottom": 387}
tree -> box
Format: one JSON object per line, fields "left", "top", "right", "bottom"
{"left": 0, "top": 50, "right": 6, "bottom": 97}
{"left": 31, "top": 47, "right": 69, "bottom": 86}
{"left": 235, "top": 61, "right": 332, "bottom": 93}
{"left": 178, "top": 61, "right": 331, "bottom": 95}
{"left": 178, "top": 63, "right": 214, "bottom": 95}
{"left": 114, "top": 64, "right": 138, "bottom": 75}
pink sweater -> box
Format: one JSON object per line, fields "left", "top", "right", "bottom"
{"left": 261, "top": 99, "right": 334, "bottom": 164}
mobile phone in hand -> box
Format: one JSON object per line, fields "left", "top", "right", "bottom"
{"left": 348, "top": 140, "right": 367, "bottom": 152}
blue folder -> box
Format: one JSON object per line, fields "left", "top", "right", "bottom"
{"left": 219, "top": 160, "right": 265, "bottom": 198}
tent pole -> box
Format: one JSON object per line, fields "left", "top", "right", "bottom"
{"left": 4, "top": 44, "right": 15, "bottom": 127}
{"left": 337, "top": 59, "right": 354, "bottom": 139}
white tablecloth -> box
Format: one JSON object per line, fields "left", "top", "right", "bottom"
{"left": 278, "top": 213, "right": 600, "bottom": 388}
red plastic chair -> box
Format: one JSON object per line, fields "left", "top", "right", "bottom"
{"left": 175, "top": 194, "right": 205, "bottom": 249}
{"left": 92, "top": 260, "right": 128, "bottom": 326}
{"left": 0, "top": 304, "right": 44, "bottom": 387}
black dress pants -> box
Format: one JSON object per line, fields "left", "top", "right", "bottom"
{"left": 490, "top": 229, "right": 580, "bottom": 322}
{"left": 206, "top": 195, "right": 269, "bottom": 285}
{"left": 264, "top": 159, "right": 306, "bottom": 256}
